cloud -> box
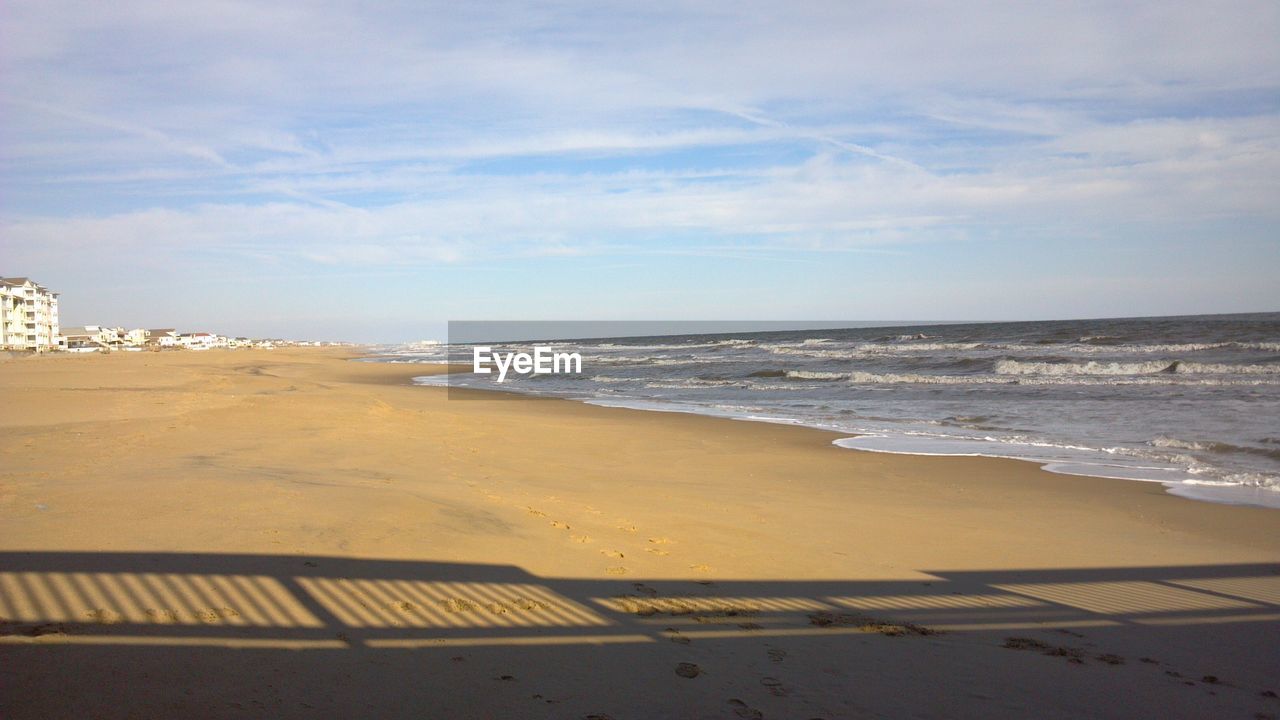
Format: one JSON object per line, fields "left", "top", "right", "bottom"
{"left": 1, "top": 0, "right": 1278, "bottom": 333}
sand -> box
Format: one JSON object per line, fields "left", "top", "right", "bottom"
{"left": 1, "top": 348, "right": 1278, "bottom": 719}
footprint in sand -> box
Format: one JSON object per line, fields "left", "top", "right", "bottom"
{"left": 606, "top": 567, "right": 628, "bottom": 575}
{"left": 443, "top": 598, "right": 481, "bottom": 613}
{"left": 617, "top": 523, "right": 638, "bottom": 533}
{"left": 675, "top": 662, "right": 701, "bottom": 679}
{"left": 648, "top": 537, "right": 673, "bottom": 545}
{"left": 767, "top": 646, "right": 787, "bottom": 663}
{"left": 193, "top": 608, "right": 238, "bottom": 623}
{"left": 689, "top": 563, "right": 712, "bottom": 572}
{"left": 601, "top": 549, "right": 625, "bottom": 559}
{"left": 550, "top": 520, "right": 571, "bottom": 530}
{"left": 145, "top": 608, "right": 179, "bottom": 623}
{"left": 526, "top": 507, "right": 548, "bottom": 517}
{"left": 760, "top": 676, "right": 788, "bottom": 697}
{"left": 645, "top": 547, "right": 670, "bottom": 556}
{"left": 570, "top": 534, "right": 594, "bottom": 544}
{"left": 87, "top": 608, "right": 122, "bottom": 624}
{"left": 726, "top": 699, "right": 763, "bottom": 719}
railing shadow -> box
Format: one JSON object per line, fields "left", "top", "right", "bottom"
{"left": 2, "top": 552, "right": 1277, "bottom": 648}
{"left": 5, "top": 552, "right": 1280, "bottom": 719}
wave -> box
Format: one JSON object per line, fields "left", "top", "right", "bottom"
{"left": 590, "top": 341, "right": 721, "bottom": 351}
{"left": 995, "top": 359, "right": 1280, "bottom": 376}
{"left": 581, "top": 354, "right": 721, "bottom": 367}
{"left": 840, "top": 370, "right": 1279, "bottom": 386}
{"left": 1055, "top": 341, "right": 1280, "bottom": 354}
{"left": 995, "top": 360, "right": 1178, "bottom": 376}
{"left": 643, "top": 378, "right": 744, "bottom": 389}
{"left": 758, "top": 340, "right": 1280, "bottom": 360}
{"left": 395, "top": 339, "right": 1280, "bottom": 359}
{"left": 846, "top": 371, "right": 998, "bottom": 385}
{"left": 766, "top": 342, "right": 994, "bottom": 359}
{"left": 785, "top": 370, "right": 849, "bottom": 380}
{"left": 835, "top": 434, "right": 1280, "bottom": 495}
{"left": 1151, "top": 436, "right": 1280, "bottom": 462}
{"left": 1177, "top": 362, "right": 1280, "bottom": 374}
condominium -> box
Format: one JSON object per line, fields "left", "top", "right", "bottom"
{"left": 0, "top": 277, "right": 60, "bottom": 352}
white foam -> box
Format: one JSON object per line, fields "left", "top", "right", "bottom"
{"left": 643, "top": 378, "right": 742, "bottom": 389}
{"left": 1176, "top": 362, "right": 1280, "bottom": 374}
{"left": 832, "top": 370, "right": 1279, "bottom": 386}
{"left": 785, "top": 370, "right": 849, "bottom": 380}
{"left": 833, "top": 435, "right": 1280, "bottom": 508}
{"left": 995, "top": 359, "right": 1176, "bottom": 375}
{"left": 411, "top": 375, "right": 452, "bottom": 386}
{"left": 995, "top": 359, "right": 1280, "bottom": 376}
{"left": 847, "top": 371, "right": 1002, "bottom": 385}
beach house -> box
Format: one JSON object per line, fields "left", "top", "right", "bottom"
{"left": 146, "top": 329, "right": 179, "bottom": 348}
{"left": 60, "top": 325, "right": 118, "bottom": 352}
{"left": 177, "top": 332, "right": 221, "bottom": 350}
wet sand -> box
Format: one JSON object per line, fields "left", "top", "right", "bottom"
{"left": 1, "top": 349, "right": 1278, "bottom": 719}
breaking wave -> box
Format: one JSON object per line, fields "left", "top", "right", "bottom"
{"left": 995, "top": 359, "right": 1280, "bottom": 376}
{"left": 785, "top": 370, "right": 849, "bottom": 380}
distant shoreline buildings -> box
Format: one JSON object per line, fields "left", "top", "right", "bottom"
{"left": 1, "top": 276, "right": 351, "bottom": 353}
{"left": 1, "top": 277, "right": 60, "bottom": 351}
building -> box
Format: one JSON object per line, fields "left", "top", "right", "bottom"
{"left": 177, "top": 332, "right": 220, "bottom": 350}
{"left": 59, "top": 325, "right": 129, "bottom": 352}
{"left": 0, "top": 277, "right": 60, "bottom": 352}
{"left": 146, "top": 329, "right": 179, "bottom": 348}
{"left": 60, "top": 326, "right": 107, "bottom": 353}
{"left": 122, "top": 328, "right": 148, "bottom": 347}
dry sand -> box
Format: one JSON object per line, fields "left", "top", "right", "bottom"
{"left": 1, "top": 348, "right": 1278, "bottom": 719}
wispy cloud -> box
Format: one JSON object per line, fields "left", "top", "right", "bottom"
{"left": 2, "top": 1, "right": 1278, "bottom": 336}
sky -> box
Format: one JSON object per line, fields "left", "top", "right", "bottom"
{"left": 2, "top": 1, "right": 1278, "bottom": 342}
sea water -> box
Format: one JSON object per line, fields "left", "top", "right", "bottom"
{"left": 378, "top": 313, "right": 1280, "bottom": 509}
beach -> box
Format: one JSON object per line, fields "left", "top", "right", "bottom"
{"left": 2, "top": 348, "right": 1278, "bottom": 718}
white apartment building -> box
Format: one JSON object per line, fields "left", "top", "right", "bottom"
{"left": 0, "top": 277, "right": 60, "bottom": 352}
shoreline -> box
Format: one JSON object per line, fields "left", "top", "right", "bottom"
{"left": 404, "top": 362, "right": 1280, "bottom": 511}
{"left": 3, "top": 348, "right": 1278, "bottom": 719}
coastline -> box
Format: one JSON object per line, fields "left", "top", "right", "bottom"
{"left": 2, "top": 348, "right": 1278, "bottom": 719}
{"left": 410, "top": 362, "right": 1280, "bottom": 510}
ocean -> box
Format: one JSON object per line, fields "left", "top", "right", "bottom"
{"left": 376, "top": 313, "right": 1280, "bottom": 509}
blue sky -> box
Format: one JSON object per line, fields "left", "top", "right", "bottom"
{"left": 2, "top": 1, "right": 1278, "bottom": 342}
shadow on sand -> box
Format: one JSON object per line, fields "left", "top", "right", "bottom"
{"left": 2, "top": 552, "right": 1278, "bottom": 719}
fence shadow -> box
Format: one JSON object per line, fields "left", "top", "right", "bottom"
{"left": 3, "top": 552, "right": 1278, "bottom": 718}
